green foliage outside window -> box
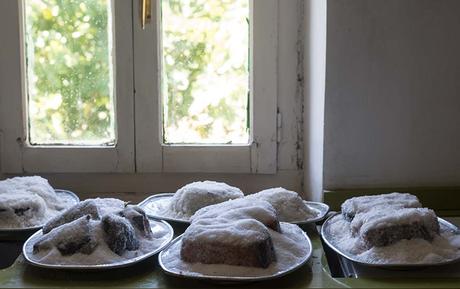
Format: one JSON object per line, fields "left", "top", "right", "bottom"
{"left": 25, "top": 0, "right": 249, "bottom": 145}
{"left": 162, "top": 0, "right": 249, "bottom": 144}
{"left": 26, "top": 0, "right": 114, "bottom": 145}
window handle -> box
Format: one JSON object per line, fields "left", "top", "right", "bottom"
{"left": 141, "top": 0, "right": 152, "bottom": 30}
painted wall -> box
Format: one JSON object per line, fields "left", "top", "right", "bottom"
{"left": 324, "top": 0, "right": 460, "bottom": 189}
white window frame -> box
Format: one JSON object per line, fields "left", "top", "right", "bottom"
{"left": 0, "top": 0, "right": 135, "bottom": 173}
{"left": 134, "top": 0, "right": 278, "bottom": 174}
{"left": 0, "top": 0, "right": 279, "bottom": 174}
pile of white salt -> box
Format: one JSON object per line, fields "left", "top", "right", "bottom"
{"left": 327, "top": 214, "right": 460, "bottom": 264}
{"left": 0, "top": 176, "right": 74, "bottom": 229}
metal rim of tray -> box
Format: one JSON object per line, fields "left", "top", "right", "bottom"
{"left": 321, "top": 212, "right": 460, "bottom": 268}
{"left": 295, "top": 201, "right": 330, "bottom": 224}
{"left": 0, "top": 189, "right": 80, "bottom": 233}
{"left": 139, "top": 193, "right": 330, "bottom": 225}
{"left": 158, "top": 223, "right": 313, "bottom": 282}
{"left": 22, "top": 219, "right": 174, "bottom": 270}
{"left": 138, "top": 193, "right": 190, "bottom": 224}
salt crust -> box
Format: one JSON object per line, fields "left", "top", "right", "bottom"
{"left": 30, "top": 199, "right": 170, "bottom": 265}
{"left": 162, "top": 223, "right": 309, "bottom": 277}
{"left": 34, "top": 216, "right": 95, "bottom": 254}
{"left": 327, "top": 214, "right": 460, "bottom": 264}
{"left": 184, "top": 218, "right": 270, "bottom": 247}
{"left": 159, "top": 183, "right": 318, "bottom": 223}
{"left": 247, "top": 187, "right": 318, "bottom": 222}
{"left": 341, "top": 192, "right": 421, "bottom": 218}
{"left": 350, "top": 207, "right": 439, "bottom": 237}
{"left": 191, "top": 198, "right": 278, "bottom": 229}
{"left": 182, "top": 198, "right": 278, "bottom": 266}
{"left": 92, "top": 198, "right": 125, "bottom": 216}
{"left": 167, "top": 181, "right": 244, "bottom": 218}
{"left": 0, "top": 176, "right": 74, "bottom": 228}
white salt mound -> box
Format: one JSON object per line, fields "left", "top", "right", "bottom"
{"left": 327, "top": 214, "right": 460, "bottom": 264}
{"left": 30, "top": 199, "right": 170, "bottom": 265}
{"left": 0, "top": 176, "right": 74, "bottom": 228}
{"left": 167, "top": 181, "right": 244, "bottom": 218}
{"left": 182, "top": 197, "right": 285, "bottom": 268}
{"left": 341, "top": 192, "right": 421, "bottom": 219}
{"left": 183, "top": 218, "right": 271, "bottom": 247}
{"left": 34, "top": 216, "right": 96, "bottom": 255}
{"left": 0, "top": 194, "right": 47, "bottom": 228}
{"left": 92, "top": 198, "right": 126, "bottom": 216}
{"left": 0, "top": 176, "right": 61, "bottom": 208}
{"left": 162, "top": 222, "right": 309, "bottom": 277}
{"left": 191, "top": 198, "right": 278, "bottom": 228}
{"left": 187, "top": 197, "right": 280, "bottom": 247}
{"left": 32, "top": 220, "right": 165, "bottom": 265}
{"left": 247, "top": 187, "right": 318, "bottom": 222}
{"left": 350, "top": 207, "right": 439, "bottom": 237}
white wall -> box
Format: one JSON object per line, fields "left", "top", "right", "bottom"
{"left": 324, "top": 0, "right": 460, "bottom": 189}
{"left": 303, "top": 0, "right": 327, "bottom": 201}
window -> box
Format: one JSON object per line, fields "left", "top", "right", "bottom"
{"left": 161, "top": 0, "right": 250, "bottom": 145}
{"left": 1, "top": 0, "right": 134, "bottom": 173}
{"left": 0, "top": 0, "right": 290, "bottom": 176}
{"left": 24, "top": 0, "right": 116, "bottom": 146}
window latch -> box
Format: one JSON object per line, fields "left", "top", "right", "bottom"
{"left": 141, "top": 0, "right": 152, "bottom": 30}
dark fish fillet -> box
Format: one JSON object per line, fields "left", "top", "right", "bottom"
{"left": 43, "top": 199, "right": 100, "bottom": 233}
{"left": 102, "top": 214, "right": 139, "bottom": 255}
{"left": 181, "top": 235, "right": 276, "bottom": 268}
{"left": 118, "top": 205, "right": 153, "bottom": 238}
{"left": 361, "top": 218, "right": 440, "bottom": 248}
{"left": 351, "top": 208, "right": 440, "bottom": 248}
{"left": 34, "top": 215, "right": 98, "bottom": 256}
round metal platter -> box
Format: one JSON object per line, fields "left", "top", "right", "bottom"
{"left": 321, "top": 213, "right": 460, "bottom": 268}
{"left": 138, "top": 193, "right": 190, "bottom": 224}
{"left": 139, "top": 193, "right": 330, "bottom": 225}
{"left": 0, "top": 190, "right": 80, "bottom": 240}
{"left": 158, "top": 222, "right": 312, "bottom": 283}
{"left": 23, "top": 219, "right": 174, "bottom": 270}
{"left": 293, "top": 201, "right": 330, "bottom": 225}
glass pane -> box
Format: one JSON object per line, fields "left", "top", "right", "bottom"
{"left": 161, "top": 0, "right": 250, "bottom": 144}
{"left": 24, "top": 0, "right": 115, "bottom": 145}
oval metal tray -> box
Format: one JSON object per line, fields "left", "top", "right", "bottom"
{"left": 0, "top": 190, "right": 80, "bottom": 240}
{"left": 158, "top": 222, "right": 312, "bottom": 282}
{"left": 295, "top": 201, "right": 330, "bottom": 224}
{"left": 138, "top": 193, "right": 190, "bottom": 224}
{"left": 139, "top": 193, "right": 330, "bottom": 225}
{"left": 321, "top": 213, "right": 460, "bottom": 268}
{"left": 23, "top": 218, "right": 174, "bottom": 270}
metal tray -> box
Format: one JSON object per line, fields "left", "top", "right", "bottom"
{"left": 139, "top": 193, "right": 330, "bottom": 225}
{"left": 23, "top": 219, "right": 174, "bottom": 270}
{"left": 158, "top": 223, "right": 312, "bottom": 282}
{"left": 138, "top": 193, "right": 189, "bottom": 224}
{"left": 0, "top": 190, "right": 80, "bottom": 240}
{"left": 321, "top": 213, "right": 460, "bottom": 268}
{"left": 294, "top": 201, "right": 329, "bottom": 224}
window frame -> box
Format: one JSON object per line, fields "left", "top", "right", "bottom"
{"left": 0, "top": 0, "right": 279, "bottom": 174}
{"left": 0, "top": 0, "right": 135, "bottom": 173}
{"left": 134, "top": 0, "right": 278, "bottom": 173}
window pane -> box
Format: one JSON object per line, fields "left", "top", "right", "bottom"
{"left": 161, "top": 0, "right": 250, "bottom": 144}
{"left": 24, "top": 0, "right": 115, "bottom": 145}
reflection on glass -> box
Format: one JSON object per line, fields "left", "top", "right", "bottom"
{"left": 24, "top": 0, "right": 115, "bottom": 145}
{"left": 161, "top": 0, "right": 250, "bottom": 144}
